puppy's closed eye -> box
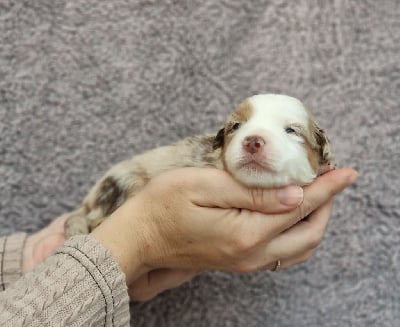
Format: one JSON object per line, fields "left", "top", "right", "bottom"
{"left": 285, "top": 127, "right": 297, "bottom": 135}
{"left": 228, "top": 122, "right": 241, "bottom": 133}
{"left": 232, "top": 122, "right": 241, "bottom": 130}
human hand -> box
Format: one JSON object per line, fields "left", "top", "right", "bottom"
{"left": 22, "top": 214, "right": 68, "bottom": 273}
{"left": 92, "top": 167, "right": 357, "bottom": 292}
{"left": 95, "top": 165, "right": 306, "bottom": 302}
{"left": 21, "top": 213, "right": 197, "bottom": 302}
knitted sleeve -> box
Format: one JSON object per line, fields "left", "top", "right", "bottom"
{"left": 0, "top": 233, "right": 27, "bottom": 291}
{"left": 0, "top": 235, "right": 130, "bottom": 327}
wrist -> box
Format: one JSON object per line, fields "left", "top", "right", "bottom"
{"left": 91, "top": 198, "right": 151, "bottom": 285}
{"left": 22, "top": 235, "right": 35, "bottom": 273}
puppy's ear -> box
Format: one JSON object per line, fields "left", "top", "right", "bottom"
{"left": 213, "top": 128, "right": 225, "bottom": 150}
{"left": 311, "top": 121, "right": 334, "bottom": 175}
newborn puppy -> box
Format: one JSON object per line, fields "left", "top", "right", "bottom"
{"left": 65, "top": 94, "right": 333, "bottom": 237}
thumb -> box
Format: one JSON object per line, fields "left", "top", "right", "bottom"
{"left": 186, "top": 168, "right": 304, "bottom": 214}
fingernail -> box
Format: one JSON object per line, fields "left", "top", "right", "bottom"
{"left": 347, "top": 171, "right": 358, "bottom": 185}
{"left": 278, "top": 186, "right": 304, "bottom": 206}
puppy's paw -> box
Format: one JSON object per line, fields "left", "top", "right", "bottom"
{"left": 64, "top": 211, "right": 90, "bottom": 238}
{"left": 318, "top": 162, "right": 336, "bottom": 176}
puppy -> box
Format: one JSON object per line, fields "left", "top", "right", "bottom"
{"left": 65, "top": 94, "right": 333, "bottom": 237}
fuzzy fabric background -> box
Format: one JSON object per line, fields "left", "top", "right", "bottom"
{"left": 1, "top": 1, "right": 399, "bottom": 326}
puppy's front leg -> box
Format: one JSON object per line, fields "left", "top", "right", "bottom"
{"left": 64, "top": 173, "right": 136, "bottom": 237}
{"left": 64, "top": 208, "right": 90, "bottom": 237}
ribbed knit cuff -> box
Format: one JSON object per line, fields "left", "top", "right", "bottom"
{"left": 0, "top": 234, "right": 130, "bottom": 326}
{"left": 0, "top": 233, "right": 27, "bottom": 291}
{"left": 56, "top": 235, "right": 131, "bottom": 326}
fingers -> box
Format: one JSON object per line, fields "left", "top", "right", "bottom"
{"left": 31, "top": 214, "right": 69, "bottom": 240}
{"left": 32, "top": 234, "right": 66, "bottom": 264}
{"left": 283, "top": 168, "right": 356, "bottom": 231}
{"left": 300, "top": 168, "right": 357, "bottom": 221}
{"left": 190, "top": 167, "right": 355, "bottom": 221}
{"left": 47, "top": 214, "right": 70, "bottom": 230}
{"left": 124, "top": 167, "right": 356, "bottom": 278}
{"left": 230, "top": 200, "right": 333, "bottom": 273}
{"left": 246, "top": 168, "right": 357, "bottom": 238}
{"left": 187, "top": 168, "right": 304, "bottom": 214}
{"left": 280, "top": 250, "right": 313, "bottom": 269}
{"left": 266, "top": 250, "right": 313, "bottom": 271}
{"left": 128, "top": 269, "right": 199, "bottom": 302}
{"left": 265, "top": 199, "right": 333, "bottom": 259}
{"left": 187, "top": 168, "right": 355, "bottom": 272}
{"left": 22, "top": 214, "right": 69, "bottom": 273}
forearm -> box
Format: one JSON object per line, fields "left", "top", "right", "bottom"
{"left": 0, "top": 235, "right": 130, "bottom": 327}
{"left": 0, "top": 233, "right": 27, "bottom": 291}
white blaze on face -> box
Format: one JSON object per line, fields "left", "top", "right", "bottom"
{"left": 225, "top": 94, "right": 317, "bottom": 187}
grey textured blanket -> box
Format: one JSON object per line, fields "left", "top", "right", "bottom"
{"left": 1, "top": 1, "right": 399, "bottom": 326}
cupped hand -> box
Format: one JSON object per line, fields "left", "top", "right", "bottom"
{"left": 23, "top": 167, "right": 357, "bottom": 302}
{"left": 104, "top": 168, "right": 308, "bottom": 302}
{"left": 92, "top": 167, "right": 358, "bottom": 293}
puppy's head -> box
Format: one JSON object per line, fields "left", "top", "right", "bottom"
{"left": 213, "top": 94, "right": 333, "bottom": 187}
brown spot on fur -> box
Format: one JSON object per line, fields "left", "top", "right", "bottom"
{"left": 314, "top": 127, "right": 331, "bottom": 164}
{"left": 215, "top": 99, "right": 254, "bottom": 170}
{"left": 289, "top": 123, "right": 320, "bottom": 174}
{"left": 199, "top": 134, "right": 215, "bottom": 149}
{"left": 197, "top": 135, "right": 219, "bottom": 165}
{"left": 213, "top": 99, "right": 254, "bottom": 150}
{"left": 305, "top": 141, "right": 320, "bottom": 173}
{"left": 134, "top": 164, "right": 151, "bottom": 185}
{"left": 308, "top": 115, "right": 332, "bottom": 165}
{"left": 220, "top": 129, "right": 235, "bottom": 172}
{"left": 123, "top": 165, "right": 151, "bottom": 197}
{"left": 232, "top": 99, "right": 253, "bottom": 122}
{"left": 94, "top": 176, "right": 128, "bottom": 216}
{"left": 300, "top": 115, "right": 333, "bottom": 174}
{"left": 213, "top": 129, "right": 225, "bottom": 150}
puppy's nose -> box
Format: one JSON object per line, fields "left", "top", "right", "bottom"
{"left": 243, "top": 135, "right": 266, "bottom": 154}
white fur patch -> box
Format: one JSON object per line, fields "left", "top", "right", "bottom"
{"left": 225, "top": 94, "right": 316, "bottom": 187}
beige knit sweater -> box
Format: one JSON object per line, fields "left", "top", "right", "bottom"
{"left": 0, "top": 233, "right": 130, "bottom": 326}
